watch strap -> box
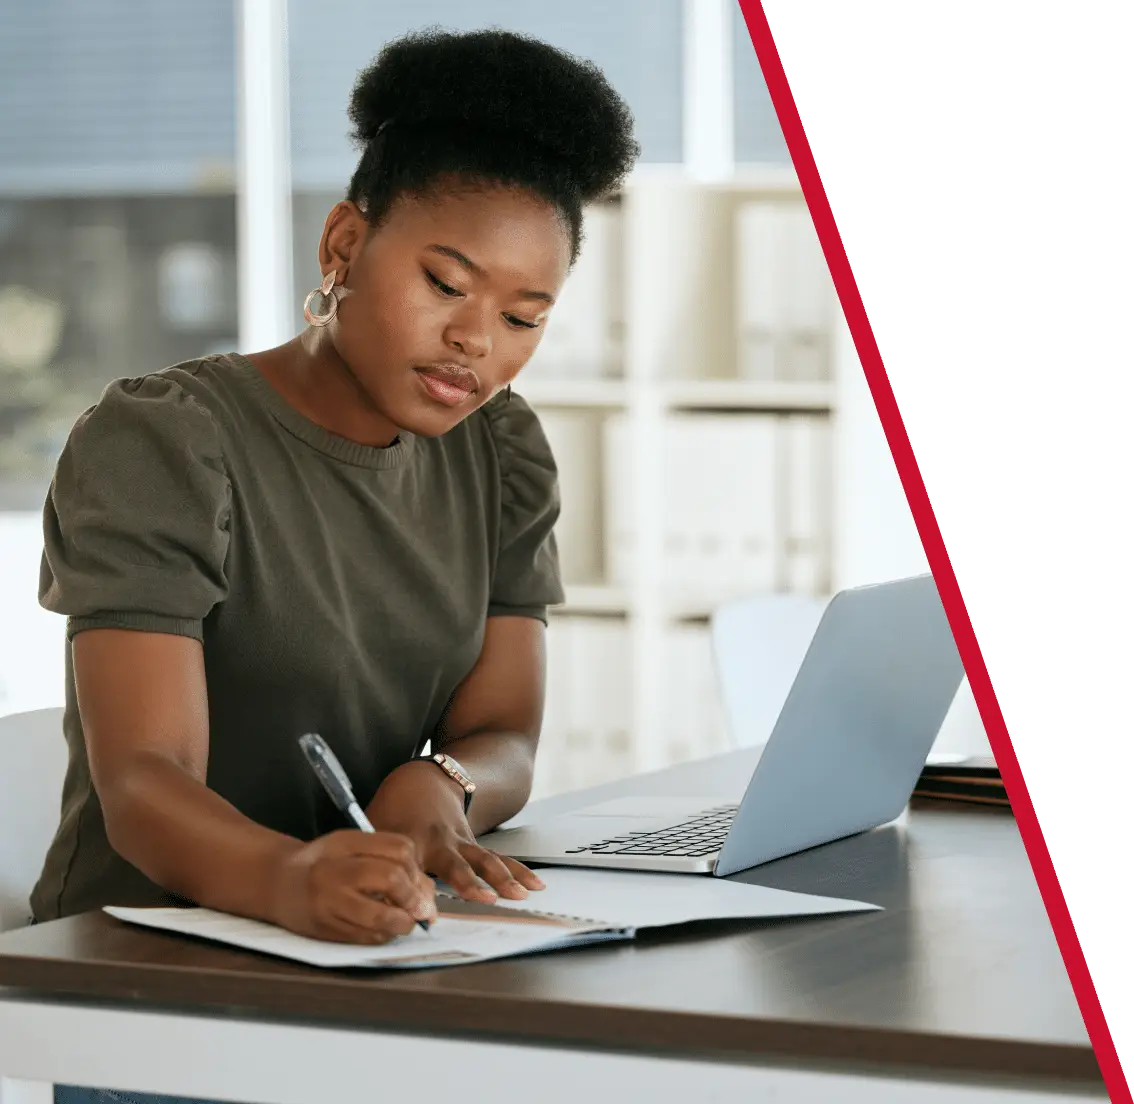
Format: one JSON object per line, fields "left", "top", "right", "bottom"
{"left": 423, "top": 752, "right": 476, "bottom": 814}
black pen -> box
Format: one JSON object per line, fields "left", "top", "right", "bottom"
{"left": 298, "top": 732, "right": 431, "bottom": 933}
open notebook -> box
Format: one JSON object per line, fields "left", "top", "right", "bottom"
{"left": 105, "top": 868, "right": 879, "bottom": 970}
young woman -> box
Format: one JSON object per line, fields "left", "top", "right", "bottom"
{"left": 40, "top": 27, "right": 637, "bottom": 1104}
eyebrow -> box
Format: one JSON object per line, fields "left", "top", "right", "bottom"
{"left": 426, "top": 244, "right": 555, "bottom": 305}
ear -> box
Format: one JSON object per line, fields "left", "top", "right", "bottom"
{"left": 317, "top": 201, "right": 369, "bottom": 284}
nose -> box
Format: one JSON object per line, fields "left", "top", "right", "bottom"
{"left": 442, "top": 301, "right": 492, "bottom": 359}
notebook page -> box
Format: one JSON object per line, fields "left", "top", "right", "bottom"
{"left": 104, "top": 905, "right": 628, "bottom": 970}
{"left": 482, "top": 868, "right": 881, "bottom": 930}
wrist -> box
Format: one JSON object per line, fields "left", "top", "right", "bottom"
{"left": 260, "top": 835, "right": 306, "bottom": 928}
{"left": 387, "top": 758, "right": 468, "bottom": 815}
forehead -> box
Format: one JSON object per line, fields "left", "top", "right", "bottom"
{"left": 376, "top": 184, "right": 572, "bottom": 291}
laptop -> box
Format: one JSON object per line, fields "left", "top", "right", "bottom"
{"left": 478, "top": 573, "right": 965, "bottom": 876}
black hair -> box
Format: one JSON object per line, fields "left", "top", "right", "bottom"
{"left": 345, "top": 27, "right": 640, "bottom": 264}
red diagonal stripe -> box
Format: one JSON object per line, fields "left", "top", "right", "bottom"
{"left": 733, "top": 1, "right": 1129, "bottom": 1099}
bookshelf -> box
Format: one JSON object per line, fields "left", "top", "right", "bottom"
{"left": 524, "top": 169, "right": 839, "bottom": 798}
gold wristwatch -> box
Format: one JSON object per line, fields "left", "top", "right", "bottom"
{"left": 426, "top": 752, "right": 476, "bottom": 813}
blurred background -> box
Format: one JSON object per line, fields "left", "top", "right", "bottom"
{"left": 0, "top": 0, "right": 989, "bottom": 791}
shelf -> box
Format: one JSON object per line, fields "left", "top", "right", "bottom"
{"left": 518, "top": 378, "right": 834, "bottom": 413}
{"left": 517, "top": 379, "right": 629, "bottom": 409}
{"left": 550, "top": 586, "right": 829, "bottom": 622}
{"left": 661, "top": 379, "right": 835, "bottom": 412}
{"left": 553, "top": 584, "right": 630, "bottom": 617}
{"left": 622, "top": 163, "right": 802, "bottom": 197}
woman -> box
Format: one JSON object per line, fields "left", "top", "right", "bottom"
{"left": 41, "top": 26, "right": 637, "bottom": 1104}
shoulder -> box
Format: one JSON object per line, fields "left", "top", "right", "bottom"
{"left": 461, "top": 389, "right": 560, "bottom": 542}
{"left": 62, "top": 358, "right": 232, "bottom": 477}
{"left": 473, "top": 389, "right": 558, "bottom": 488}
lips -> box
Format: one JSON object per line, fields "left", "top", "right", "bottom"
{"left": 413, "top": 363, "right": 480, "bottom": 409}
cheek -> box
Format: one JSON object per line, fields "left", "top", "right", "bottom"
{"left": 347, "top": 268, "right": 447, "bottom": 347}
{"left": 504, "top": 327, "right": 543, "bottom": 373}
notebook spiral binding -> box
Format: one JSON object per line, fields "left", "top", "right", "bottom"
{"left": 434, "top": 887, "right": 611, "bottom": 929}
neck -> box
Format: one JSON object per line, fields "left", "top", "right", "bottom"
{"left": 249, "top": 332, "right": 401, "bottom": 448}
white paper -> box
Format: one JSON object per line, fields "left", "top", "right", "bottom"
{"left": 104, "top": 905, "right": 626, "bottom": 971}
{"left": 105, "top": 868, "right": 879, "bottom": 972}
{"left": 484, "top": 867, "right": 880, "bottom": 930}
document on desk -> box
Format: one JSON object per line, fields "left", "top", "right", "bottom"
{"left": 104, "top": 904, "right": 625, "bottom": 969}
{"left": 105, "top": 869, "right": 879, "bottom": 971}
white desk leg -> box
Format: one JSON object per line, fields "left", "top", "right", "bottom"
{"left": 0, "top": 1081, "right": 53, "bottom": 1104}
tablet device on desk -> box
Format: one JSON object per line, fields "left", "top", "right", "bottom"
{"left": 479, "top": 573, "right": 965, "bottom": 877}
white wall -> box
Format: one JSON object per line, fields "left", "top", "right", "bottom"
{"left": 831, "top": 316, "right": 990, "bottom": 759}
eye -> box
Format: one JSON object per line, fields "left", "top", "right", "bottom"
{"left": 424, "top": 269, "right": 462, "bottom": 297}
{"left": 504, "top": 313, "right": 540, "bottom": 330}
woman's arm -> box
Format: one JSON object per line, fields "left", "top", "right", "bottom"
{"left": 73, "top": 628, "right": 435, "bottom": 941}
{"left": 433, "top": 614, "right": 547, "bottom": 834}
{"left": 364, "top": 615, "right": 549, "bottom": 901}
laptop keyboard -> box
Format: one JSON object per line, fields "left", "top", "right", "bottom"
{"left": 563, "top": 804, "right": 740, "bottom": 858}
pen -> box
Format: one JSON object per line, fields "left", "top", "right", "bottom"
{"left": 298, "top": 732, "right": 431, "bottom": 933}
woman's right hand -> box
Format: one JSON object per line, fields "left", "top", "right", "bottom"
{"left": 270, "top": 829, "right": 437, "bottom": 944}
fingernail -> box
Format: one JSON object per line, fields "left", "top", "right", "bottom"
{"left": 508, "top": 880, "right": 528, "bottom": 898}
{"left": 531, "top": 876, "right": 546, "bottom": 889}
{"left": 415, "top": 899, "right": 437, "bottom": 921}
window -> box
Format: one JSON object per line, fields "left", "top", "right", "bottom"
{"left": 0, "top": 0, "right": 239, "bottom": 717}
{"left": 731, "top": 1, "right": 790, "bottom": 165}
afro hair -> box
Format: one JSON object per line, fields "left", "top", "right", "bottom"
{"left": 344, "top": 27, "right": 640, "bottom": 262}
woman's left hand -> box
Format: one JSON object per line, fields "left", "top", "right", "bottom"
{"left": 366, "top": 760, "right": 545, "bottom": 903}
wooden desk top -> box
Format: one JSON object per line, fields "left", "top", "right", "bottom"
{"left": 0, "top": 749, "right": 1098, "bottom": 1089}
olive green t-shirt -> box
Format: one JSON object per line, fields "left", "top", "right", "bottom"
{"left": 31, "top": 352, "right": 564, "bottom": 921}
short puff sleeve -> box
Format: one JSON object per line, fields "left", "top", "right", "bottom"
{"left": 484, "top": 392, "right": 566, "bottom": 623}
{"left": 39, "top": 373, "right": 232, "bottom": 642}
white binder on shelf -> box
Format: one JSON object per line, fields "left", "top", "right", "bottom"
{"left": 782, "top": 203, "right": 833, "bottom": 383}
{"left": 533, "top": 618, "right": 632, "bottom": 799}
{"left": 537, "top": 408, "right": 604, "bottom": 585}
{"left": 524, "top": 202, "right": 623, "bottom": 380}
{"left": 675, "top": 415, "right": 779, "bottom": 598}
{"left": 778, "top": 414, "right": 833, "bottom": 596}
{"left": 601, "top": 413, "right": 634, "bottom": 586}
{"left": 735, "top": 200, "right": 787, "bottom": 382}
{"left": 661, "top": 622, "right": 732, "bottom": 766}
{"left": 735, "top": 199, "right": 834, "bottom": 383}
{"left": 585, "top": 618, "right": 634, "bottom": 783}
{"left": 603, "top": 413, "right": 781, "bottom": 600}
{"left": 531, "top": 617, "right": 573, "bottom": 800}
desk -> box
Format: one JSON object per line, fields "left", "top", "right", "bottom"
{"left": 0, "top": 749, "right": 1103, "bottom": 1103}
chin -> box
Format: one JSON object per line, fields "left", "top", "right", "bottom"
{"left": 396, "top": 401, "right": 477, "bottom": 438}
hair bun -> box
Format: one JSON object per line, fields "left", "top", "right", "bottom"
{"left": 347, "top": 27, "right": 638, "bottom": 202}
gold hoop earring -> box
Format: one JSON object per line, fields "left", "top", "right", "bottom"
{"left": 303, "top": 270, "right": 339, "bottom": 327}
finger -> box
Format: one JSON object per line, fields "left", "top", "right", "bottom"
{"left": 303, "top": 902, "right": 400, "bottom": 946}
{"left": 461, "top": 845, "right": 529, "bottom": 900}
{"left": 337, "top": 856, "right": 436, "bottom": 923}
{"left": 328, "top": 895, "right": 418, "bottom": 943}
{"left": 338, "top": 830, "right": 422, "bottom": 873}
{"left": 435, "top": 849, "right": 498, "bottom": 903}
{"left": 415, "top": 868, "right": 438, "bottom": 909}
{"left": 499, "top": 854, "right": 546, "bottom": 892}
